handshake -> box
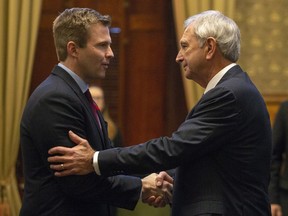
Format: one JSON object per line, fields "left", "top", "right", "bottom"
{"left": 141, "top": 171, "right": 173, "bottom": 208}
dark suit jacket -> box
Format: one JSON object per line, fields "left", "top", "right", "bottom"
{"left": 20, "top": 66, "right": 141, "bottom": 216}
{"left": 269, "top": 101, "right": 288, "bottom": 203}
{"left": 97, "top": 65, "right": 272, "bottom": 216}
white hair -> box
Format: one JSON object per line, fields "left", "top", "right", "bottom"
{"left": 184, "top": 10, "right": 241, "bottom": 62}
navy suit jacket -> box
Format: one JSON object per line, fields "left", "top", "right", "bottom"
{"left": 97, "top": 65, "right": 272, "bottom": 216}
{"left": 20, "top": 66, "right": 141, "bottom": 216}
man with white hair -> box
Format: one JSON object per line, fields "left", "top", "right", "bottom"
{"left": 49, "top": 10, "right": 272, "bottom": 216}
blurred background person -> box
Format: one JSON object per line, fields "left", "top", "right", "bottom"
{"left": 90, "top": 85, "right": 122, "bottom": 216}
{"left": 269, "top": 101, "right": 288, "bottom": 216}
{"left": 90, "top": 85, "right": 123, "bottom": 148}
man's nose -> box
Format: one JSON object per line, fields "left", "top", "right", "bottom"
{"left": 175, "top": 52, "right": 183, "bottom": 63}
{"left": 106, "top": 47, "right": 114, "bottom": 58}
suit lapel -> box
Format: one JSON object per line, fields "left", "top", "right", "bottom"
{"left": 51, "top": 66, "right": 107, "bottom": 147}
{"left": 97, "top": 111, "right": 111, "bottom": 148}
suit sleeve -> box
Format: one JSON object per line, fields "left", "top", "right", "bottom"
{"left": 30, "top": 91, "right": 141, "bottom": 209}
{"left": 269, "top": 102, "right": 287, "bottom": 204}
{"left": 98, "top": 87, "right": 240, "bottom": 176}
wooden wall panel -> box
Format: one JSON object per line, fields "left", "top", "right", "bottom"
{"left": 122, "top": 31, "right": 167, "bottom": 144}
{"left": 120, "top": 0, "right": 187, "bottom": 145}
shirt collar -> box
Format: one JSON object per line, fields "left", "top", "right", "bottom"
{"left": 204, "top": 63, "right": 237, "bottom": 94}
{"left": 58, "top": 63, "right": 89, "bottom": 93}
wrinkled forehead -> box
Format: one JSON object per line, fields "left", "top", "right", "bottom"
{"left": 184, "top": 23, "right": 195, "bottom": 35}
{"left": 180, "top": 25, "right": 195, "bottom": 42}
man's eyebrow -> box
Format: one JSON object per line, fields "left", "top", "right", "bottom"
{"left": 96, "top": 41, "right": 112, "bottom": 46}
{"left": 180, "top": 41, "right": 188, "bottom": 46}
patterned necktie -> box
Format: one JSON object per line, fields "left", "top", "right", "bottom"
{"left": 84, "top": 89, "right": 102, "bottom": 130}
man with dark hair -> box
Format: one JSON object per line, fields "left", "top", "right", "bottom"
{"left": 20, "top": 8, "right": 172, "bottom": 216}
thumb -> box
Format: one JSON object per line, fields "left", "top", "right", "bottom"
{"left": 156, "top": 173, "right": 164, "bottom": 187}
{"left": 68, "top": 130, "right": 85, "bottom": 145}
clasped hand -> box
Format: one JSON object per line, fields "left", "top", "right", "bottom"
{"left": 141, "top": 172, "right": 173, "bottom": 207}
{"left": 48, "top": 131, "right": 173, "bottom": 207}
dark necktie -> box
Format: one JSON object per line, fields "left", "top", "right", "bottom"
{"left": 84, "top": 89, "right": 102, "bottom": 130}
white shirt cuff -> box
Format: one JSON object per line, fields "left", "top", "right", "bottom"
{"left": 93, "top": 151, "right": 101, "bottom": 175}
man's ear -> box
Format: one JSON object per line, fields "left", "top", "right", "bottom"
{"left": 205, "top": 37, "right": 217, "bottom": 60}
{"left": 67, "top": 41, "right": 78, "bottom": 57}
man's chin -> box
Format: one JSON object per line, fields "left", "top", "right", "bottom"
{"left": 99, "top": 71, "right": 106, "bottom": 78}
{"left": 184, "top": 71, "right": 193, "bottom": 80}
{"left": 93, "top": 73, "right": 106, "bottom": 80}
{"left": 98, "top": 74, "right": 106, "bottom": 79}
